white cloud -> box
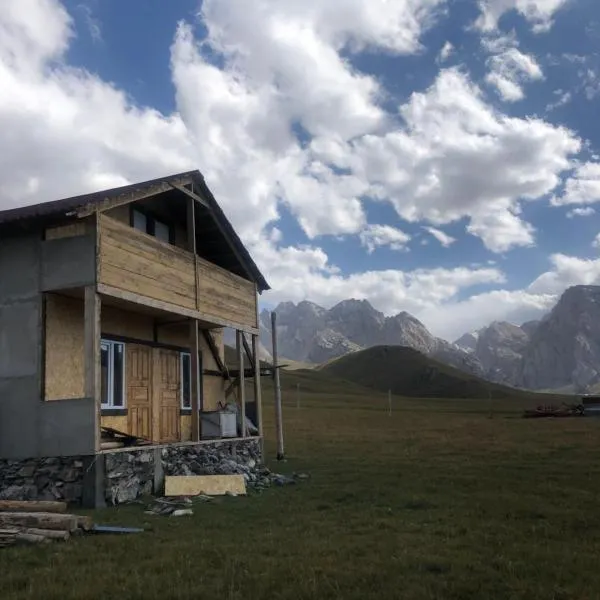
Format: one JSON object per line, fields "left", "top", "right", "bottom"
{"left": 475, "top": 0, "right": 570, "bottom": 33}
{"left": 593, "top": 234, "right": 600, "bottom": 249}
{"left": 482, "top": 35, "right": 544, "bottom": 102}
{"left": 423, "top": 253, "right": 600, "bottom": 339}
{"left": 423, "top": 226, "right": 456, "bottom": 247}
{"left": 527, "top": 254, "right": 600, "bottom": 294}
{"left": 314, "top": 68, "right": 579, "bottom": 252}
{"left": 546, "top": 89, "right": 572, "bottom": 111}
{"left": 552, "top": 162, "right": 600, "bottom": 206}
{"left": 76, "top": 2, "right": 102, "bottom": 43}
{"left": 0, "top": 0, "right": 595, "bottom": 345}
{"left": 567, "top": 207, "right": 596, "bottom": 218}
{"left": 359, "top": 224, "right": 411, "bottom": 253}
{"left": 437, "top": 41, "right": 454, "bottom": 63}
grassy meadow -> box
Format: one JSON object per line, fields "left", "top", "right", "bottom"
{"left": 2, "top": 370, "right": 600, "bottom": 599}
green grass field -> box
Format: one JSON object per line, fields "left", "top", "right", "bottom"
{"left": 2, "top": 371, "right": 600, "bottom": 600}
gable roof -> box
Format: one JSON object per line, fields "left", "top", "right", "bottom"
{"left": 0, "top": 170, "right": 270, "bottom": 292}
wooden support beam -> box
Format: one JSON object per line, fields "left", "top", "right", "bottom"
{"left": 171, "top": 182, "right": 211, "bottom": 210}
{"left": 225, "top": 377, "right": 239, "bottom": 399}
{"left": 271, "top": 311, "right": 284, "bottom": 460}
{"left": 76, "top": 177, "right": 193, "bottom": 218}
{"left": 202, "top": 329, "right": 228, "bottom": 377}
{"left": 252, "top": 334, "right": 264, "bottom": 451}
{"left": 242, "top": 333, "right": 255, "bottom": 371}
{"left": 84, "top": 286, "right": 101, "bottom": 452}
{"left": 190, "top": 319, "right": 201, "bottom": 442}
{"left": 236, "top": 330, "right": 246, "bottom": 437}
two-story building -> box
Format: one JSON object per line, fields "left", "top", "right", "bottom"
{"left": 0, "top": 170, "right": 269, "bottom": 506}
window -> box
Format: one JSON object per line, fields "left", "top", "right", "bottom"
{"left": 101, "top": 340, "right": 125, "bottom": 409}
{"left": 132, "top": 209, "right": 147, "bottom": 233}
{"left": 181, "top": 352, "right": 191, "bottom": 410}
{"left": 154, "top": 219, "right": 170, "bottom": 243}
{"left": 131, "top": 208, "right": 173, "bottom": 244}
{"left": 180, "top": 352, "right": 202, "bottom": 410}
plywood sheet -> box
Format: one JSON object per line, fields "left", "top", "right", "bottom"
{"left": 44, "top": 294, "right": 85, "bottom": 400}
{"left": 165, "top": 475, "right": 246, "bottom": 497}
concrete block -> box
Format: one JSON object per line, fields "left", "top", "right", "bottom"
{"left": 0, "top": 300, "right": 40, "bottom": 378}
{"left": 0, "top": 234, "right": 40, "bottom": 301}
{"left": 38, "top": 397, "right": 96, "bottom": 456}
{"left": 41, "top": 235, "right": 96, "bottom": 291}
{"left": 82, "top": 455, "right": 106, "bottom": 509}
{"left": 0, "top": 377, "right": 40, "bottom": 459}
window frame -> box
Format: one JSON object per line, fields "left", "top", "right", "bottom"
{"left": 101, "top": 339, "right": 126, "bottom": 410}
{"left": 180, "top": 351, "right": 202, "bottom": 413}
{"left": 180, "top": 351, "right": 191, "bottom": 410}
{"left": 129, "top": 206, "right": 175, "bottom": 245}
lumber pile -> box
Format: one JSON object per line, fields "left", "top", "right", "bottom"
{"left": 0, "top": 500, "right": 92, "bottom": 547}
{"left": 100, "top": 426, "right": 152, "bottom": 450}
{"left": 523, "top": 403, "right": 585, "bottom": 418}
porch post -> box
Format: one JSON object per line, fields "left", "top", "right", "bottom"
{"left": 236, "top": 329, "right": 246, "bottom": 437}
{"left": 84, "top": 286, "right": 101, "bottom": 453}
{"left": 190, "top": 319, "right": 200, "bottom": 442}
{"left": 252, "top": 333, "right": 263, "bottom": 453}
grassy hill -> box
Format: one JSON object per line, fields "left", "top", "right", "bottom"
{"left": 318, "top": 344, "right": 561, "bottom": 400}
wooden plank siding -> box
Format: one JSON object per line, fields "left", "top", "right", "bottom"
{"left": 98, "top": 214, "right": 258, "bottom": 331}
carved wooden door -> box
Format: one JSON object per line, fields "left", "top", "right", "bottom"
{"left": 126, "top": 344, "right": 152, "bottom": 440}
{"left": 155, "top": 348, "right": 181, "bottom": 443}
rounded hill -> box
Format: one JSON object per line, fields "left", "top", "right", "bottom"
{"left": 318, "top": 345, "right": 531, "bottom": 399}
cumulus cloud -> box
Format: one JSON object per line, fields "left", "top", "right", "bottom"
{"left": 552, "top": 162, "right": 600, "bottom": 206}
{"left": 567, "top": 207, "right": 596, "bottom": 218}
{"left": 424, "top": 253, "right": 600, "bottom": 339}
{"left": 423, "top": 226, "right": 456, "bottom": 247}
{"left": 0, "top": 0, "right": 594, "bottom": 343}
{"left": 359, "top": 224, "right": 411, "bottom": 253}
{"left": 528, "top": 254, "right": 600, "bottom": 294}
{"left": 314, "top": 68, "right": 579, "bottom": 252}
{"left": 485, "top": 47, "right": 543, "bottom": 101}
{"left": 593, "top": 234, "right": 600, "bottom": 249}
{"left": 481, "top": 31, "right": 543, "bottom": 102}
{"left": 475, "top": 0, "right": 570, "bottom": 33}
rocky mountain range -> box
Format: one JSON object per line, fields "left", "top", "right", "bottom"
{"left": 237, "top": 285, "right": 600, "bottom": 394}
{"left": 255, "top": 298, "right": 484, "bottom": 376}
{"left": 454, "top": 285, "right": 600, "bottom": 393}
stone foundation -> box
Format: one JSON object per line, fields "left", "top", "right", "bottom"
{"left": 105, "top": 438, "right": 263, "bottom": 504}
{"left": 0, "top": 438, "right": 266, "bottom": 507}
{"left": 0, "top": 456, "right": 86, "bottom": 502}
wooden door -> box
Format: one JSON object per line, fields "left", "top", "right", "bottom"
{"left": 127, "top": 344, "right": 152, "bottom": 440}
{"left": 154, "top": 348, "right": 181, "bottom": 443}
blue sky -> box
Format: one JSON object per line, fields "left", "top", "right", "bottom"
{"left": 2, "top": 0, "right": 600, "bottom": 340}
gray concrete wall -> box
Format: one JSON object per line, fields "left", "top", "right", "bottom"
{"left": 0, "top": 229, "right": 96, "bottom": 459}
{"left": 40, "top": 234, "right": 96, "bottom": 291}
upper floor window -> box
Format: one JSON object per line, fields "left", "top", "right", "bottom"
{"left": 131, "top": 208, "right": 173, "bottom": 244}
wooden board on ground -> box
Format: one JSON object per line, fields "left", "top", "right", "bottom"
{"left": 0, "top": 512, "right": 80, "bottom": 532}
{"left": 165, "top": 475, "right": 247, "bottom": 497}
{"left": 0, "top": 500, "right": 67, "bottom": 513}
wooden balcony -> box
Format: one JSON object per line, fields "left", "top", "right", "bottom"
{"left": 97, "top": 215, "right": 258, "bottom": 333}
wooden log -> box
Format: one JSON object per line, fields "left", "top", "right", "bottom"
{"left": 0, "top": 500, "right": 67, "bottom": 514}
{"left": 76, "top": 515, "right": 93, "bottom": 531}
{"left": 21, "top": 528, "right": 70, "bottom": 541}
{"left": 15, "top": 532, "right": 51, "bottom": 545}
{"left": 0, "top": 512, "right": 80, "bottom": 532}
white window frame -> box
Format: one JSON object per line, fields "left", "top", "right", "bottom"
{"left": 101, "top": 339, "right": 126, "bottom": 409}
{"left": 180, "top": 352, "right": 192, "bottom": 410}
